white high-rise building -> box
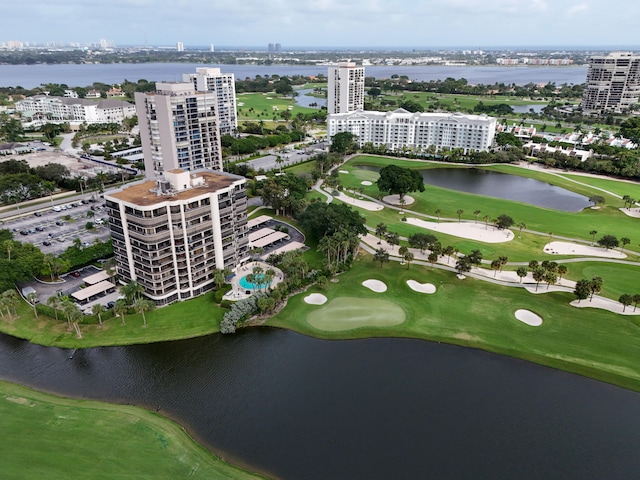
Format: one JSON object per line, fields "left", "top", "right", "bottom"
{"left": 582, "top": 52, "right": 640, "bottom": 114}
{"left": 327, "top": 62, "right": 365, "bottom": 114}
{"left": 327, "top": 109, "right": 496, "bottom": 153}
{"left": 182, "top": 67, "right": 238, "bottom": 135}
{"left": 135, "top": 82, "right": 223, "bottom": 178}
{"left": 176, "top": 42, "right": 184, "bottom": 52}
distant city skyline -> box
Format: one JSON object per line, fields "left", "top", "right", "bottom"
{"left": 3, "top": 0, "right": 640, "bottom": 48}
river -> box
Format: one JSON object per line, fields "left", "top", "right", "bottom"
{"left": 1, "top": 329, "right": 639, "bottom": 479}
{"left": 0, "top": 63, "right": 588, "bottom": 89}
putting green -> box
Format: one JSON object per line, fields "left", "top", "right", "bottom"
{"left": 307, "top": 297, "right": 405, "bottom": 331}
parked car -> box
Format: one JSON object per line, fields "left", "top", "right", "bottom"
{"left": 19, "top": 230, "right": 28, "bottom": 235}
{"left": 106, "top": 301, "right": 115, "bottom": 309}
{"left": 28, "top": 229, "right": 36, "bottom": 234}
{"left": 42, "top": 241, "right": 51, "bottom": 246}
{"left": 71, "top": 272, "right": 81, "bottom": 278}
{"left": 55, "top": 221, "right": 64, "bottom": 226}
{"left": 35, "top": 226, "right": 44, "bottom": 232}
{"left": 34, "top": 212, "right": 42, "bottom": 217}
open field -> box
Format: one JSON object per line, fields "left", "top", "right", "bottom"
{"left": 236, "top": 92, "right": 316, "bottom": 123}
{"left": 0, "top": 380, "right": 263, "bottom": 480}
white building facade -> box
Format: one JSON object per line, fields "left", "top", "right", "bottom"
{"left": 135, "top": 82, "right": 223, "bottom": 178}
{"left": 327, "top": 62, "right": 365, "bottom": 114}
{"left": 582, "top": 52, "right": 640, "bottom": 114}
{"left": 328, "top": 109, "right": 497, "bottom": 152}
{"left": 105, "top": 169, "right": 250, "bottom": 305}
{"left": 182, "top": 67, "right": 238, "bottom": 135}
{"left": 15, "top": 96, "right": 136, "bottom": 124}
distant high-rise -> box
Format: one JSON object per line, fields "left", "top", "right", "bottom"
{"left": 268, "top": 43, "right": 275, "bottom": 52}
{"left": 210, "top": 44, "right": 215, "bottom": 52}
{"left": 582, "top": 52, "right": 640, "bottom": 114}
{"left": 183, "top": 67, "right": 238, "bottom": 135}
{"left": 135, "top": 82, "right": 222, "bottom": 177}
{"left": 275, "top": 43, "right": 282, "bottom": 52}
{"left": 176, "top": 42, "right": 184, "bottom": 52}
{"left": 327, "top": 62, "right": 365, "bottom": 114}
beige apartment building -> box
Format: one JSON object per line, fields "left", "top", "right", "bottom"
{"left": 105, "top": 169, "right": 250, "bottom": 305}
{"left": 135, "top": 82, "right": 223, "bottom": 178}
{"left": 582, "top": 52, "right": 640, "bottom": 114}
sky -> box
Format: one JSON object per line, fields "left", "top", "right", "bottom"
{"left": 4, "top": 0, "right": 640, "bottom": 49}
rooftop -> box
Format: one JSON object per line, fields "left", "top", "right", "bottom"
{"left": 107, "top": 170, "right": 241, "bottom": 206}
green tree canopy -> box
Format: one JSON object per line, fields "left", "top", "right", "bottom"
{"left": 376, "top": 165, "right": 425, "bottom": 201}
{"left": 300, "top": 202, "right": 367, "bottom": 240}
{"left": 329, "top": 132, "right": 358, "bottom": 155}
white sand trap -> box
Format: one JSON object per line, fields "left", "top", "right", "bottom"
{"left": 383, "top": 194, "right": 415, "bottom": 206}
{"left": 543, "top": 241, "right": 626, "bottom": 259}
{"left": 331, "top": 191, "right": 384, "bottom": 211}
{"left": 406, "top": 218, "right": 514, "bottom": 243}
{"left": 407, "top": 280, "right": 436, "bottom": 294}
{"left": 304, "top": 293, "right": 328, "bottom": 305}
{"left": 362, "top": 279, "right": 387, "bottom": 292}
{"left": 361, "top": 180, "right": 373, "bottom": 186}
{"left": 339, "top": 170, "right": 349, "bottom": 174}
{"left": 570, "top": 296, "right": 640, "bottom": 315}
{"left": 456, "top": 274, "right": 466, "bottom": 280}
{"left": 515, "top": 309, "right": 543, "bottom": 326}
{"left": 619, "top": 207, "right": 640, "bottom": 218}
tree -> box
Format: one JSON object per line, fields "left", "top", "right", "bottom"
{"left": 92, "top": 303, "right": 105, "bottom": 327}
{"left": 443, "top": 245, "right": 455, "bottom": 264}
{"left": 498, "top": 256, "right": 508, "bottom": 272}
{"left": 532, "top": 267, "right": 546, "bottom": 292}
{"left": 375, "top": 223, "right": 387, "bottom": 244}
{"left": 133, "top": 297, "right": 155, "bottom": 327}
{"left": 473, "top": 210, "right": 481, "bottom": 223}
{"left": 517, "top": 223, "right": 526, "bottom": 237}
{"left": 544, "top": 271, "right": 557, "bottom": 289}
{"left": 46, "top": 295, "right": 62, "bottom": 322}
{"left": 374, "top": 248, "right": 389, "bottom": 268}
{"left": 619, "top": 294, "right": 633, "bottom": 312}
{"left": 597, "top": 235, "right": 619, "bottom": 250}
{"left": 386, "top": 232, "right": 399, "bottom": 251}
{"left": 455, "top": 257, "right": 471, "bottom": 276}
{"left": 467, "top": 249, "right": 483, "bottom": 266}
{"left": 403, "top": 251, "right": 414, "bottom": 269}
{"left": 574, "top": 279, "right": 591, "bottom": 303}
{"left": 329, "top": 132, "right": 358, "bottom": 155}
{"left": 114, "top": 298, "right": 128, "bottom": 325}
{"left": 120, "top": 280, "right": 144, "bottom": 304}
{"left": 376, "top": 165, "right": 425, "bottom": 201}
{"left": 516, "top": 266, "right": 528, "bottom": 283}
{"left": 495, "top": 214, "right": 514, "bottom": 230}
{"left": 456, "top": 209, "right": 464, "bottom": 222}
{"left": 557, "top": 265, "right": 568, "bottom": 281}
{"left": 620, "top": 237, "right": 630, "bottom": 253}
{"left": 633, "top": 293, "right": 640, "bottom": 312}
{"left": 26, "top": 292, "right": 39, "bottom": 318}
{"left": 588, "top": 276, "right": 603, "bottom": 301}
{"left": 588, "top": 195, "right": 605, "bottom": 208}
{"left": 407, "top": 232, "right": 437, "bottom": 253}
{"left": 589, "top": 230, "right": 598, "bottom": 245}
{"left": 490, "top": 259, "right": 501, "bottom": 277}
{"left": 427, "top": 252, "right": 438, "bottom": 268}
{"left": 435, "top": 209, "right": 442, "bottom": 223}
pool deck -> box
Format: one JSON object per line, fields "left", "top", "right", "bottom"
{"left": 223, "top": 261, "right": 284, "bottom": 301}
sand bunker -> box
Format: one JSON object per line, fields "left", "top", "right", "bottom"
{"left": 514, "top": 309, "right": 543, "bottom": 326}
{"left": 331, "top": 190, "right": 384, "bottom": 211}
{"left": 619, "top": 207, "right": 640, "bottom": 218}
{"left": 406, "top": 218, "right": 514, "bottom": 243}
{"left": 362, "top": 279, "right": 387, "bottom": 293}
{"left": 361, "top": 180, "right": 373, "bottom": 186}
{"left": 543, "top": 241, "right": 626, "bottom": 259}
{"left": 383, "top": 194, "right": 415, "bottom": 206}
{"left": 407, "top": 280, "right": 436, "bottom": 294}
{"left": 304, "top": 293, "right": 328, "bottom": 305}
{"left": 339, "top": 170, "right": 349, "bottom": 174}
{"left": 570, "top": 296, "right": 640, "bottom": 316}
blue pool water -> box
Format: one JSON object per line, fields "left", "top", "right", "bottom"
{"left": 239, "top": 274, "right": 270, "bottom": 290}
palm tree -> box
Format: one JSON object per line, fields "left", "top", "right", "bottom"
{"left": 483, "top": 215, "right": 490, "bottom": 230}
{"left": 120, "top": 281, "right": 144, "bottom": 304}
{"left": 1, "top": 290, "right": 19, "bottom": 321}
{"left": 517, "top": 223, "right": 526, "bottom": 237}
{"left": 516, "top": 266, "right": 528, "bottom": 283}
{"left": 133, "top": 297, "right": 155, "bottom": 327}
{"left": 374, "top": 248, "right": 389, "bottom": 267}
{"left": 491, "top": 259, "right": 501, "bottom": 277}
{"left": 589, "top": 276, "right": 603, "bottom": 301}
{"left": 632, "top": 294, "right": 640, "bottom": 312}
{"left": 435, "top": 209, "right": 441, "bottom": 223}
{"left": 443, "top": 245, "right": 455, "bottom": 264}
{"left": 3, "top": 240, "right": 15, "bottom": 261}
{"left": 532, "top": 267, "right": 546, "bottom": 292}
{"left": 386, "top": 232, "right": 399, "bottom": 251}
{"left": 404, "top": 251, "right": 414, "bottom": 269}
{"left": 114, "top": 299, "right": 128, "bottom": 325}
{"left": 589, "top": 230, "right": 598, "bottom": 246}
{"left": 473, "top": 210, "right": 481, "bottom": 223}
{"left": 92, "top": 303, "right": 106, "bottom": 327}
{"left": 456, "top": 209, "right": 464, "bottom": 223}
{"left": 620, "top": 237, "right": 630, "bottom": 253}
{"left": 375, "top": 223, "right": 387, "bottom": 244}
{"left": 428, "top": 252, "right": 438, "bottom": 269}
{"left": 544, "top": 271, "right": 558, "bottom": 289}
{"left": 399, "top": 198, "right": 406, "bottom": 213}
{"left": 398, "top": 245, "right": 408, "bottom": 258}
{"left": 557, "top": 265, "right": 568, "bottom": 282}
{"left": 619, "top": 294, "right": 633, "bottom": 313}
{"left": 498, "top": 256, "right": 508, "bottom": 272}
{"left": 47, "top": 295, "right": 62, "bottom": 322}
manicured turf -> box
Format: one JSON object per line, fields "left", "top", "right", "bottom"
{"left": 268, "top": 255, "right": 640, "bottom": 391}
{"left": 559, "top": 173, "right": 640, "bottom": 199}
{"left": 0, "top": 381, "right": 264, "bottom": 480}
{"left": 236, "top": 92, "right": 316, "bottom": 123}
{"left": 307, "top": 297, "right": 405, "bottom": 331}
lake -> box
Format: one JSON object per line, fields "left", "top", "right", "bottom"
{"left": 1, "top": 329, "right": 639, "bottom": 479}
{"left": 0, "top": 63, "right": 588, "bottom": 89}
{"left": 360, "top": 166, "right": 591, "bottom": 212}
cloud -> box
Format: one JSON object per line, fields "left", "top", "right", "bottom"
{"left": 568, "top": 3, "right": 590, "bottom": 14}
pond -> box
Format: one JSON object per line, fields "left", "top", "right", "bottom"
{"left": 1, "top": 329, "right": 639, "bottom": 480}
{"left": 360, "top": 166, "right": 591, "bottom": 211}
{"left": 294, "top": 88, "right": 326, "bottom": 109}
{"left": 511, "top": 104, "right": 546, "bottom": 114}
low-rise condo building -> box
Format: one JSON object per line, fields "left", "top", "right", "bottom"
{"left": 105, "top": 169, "right": 250, "bottom": 305}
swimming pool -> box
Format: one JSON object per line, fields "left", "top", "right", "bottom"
{"left": 239, "top": 273, "right": 271, "bottom": 290}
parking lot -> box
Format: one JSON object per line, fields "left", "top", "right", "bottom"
{"left": 2, "top": 198, "right": 112, "bottom": 255}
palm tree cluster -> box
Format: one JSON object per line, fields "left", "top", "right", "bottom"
{"left": 119, "top": 280, "right": 154, "bottom": 327}
{"left": 319, "top": 229, "right": 360, "bottom": 269}
{"left": 45, "top": 295, "right": 83, "bottom": 337}
{"left": 573, "top": 276, "right": 603, "bottom": 303}
{"left": 0, "top": 289, "right": 19, "bottom": 322}
{"left": 618, "top": 293, "right": 640, "bottom": 313}
{"left": 528, "top": 260, "right": 566, "bottom": 292}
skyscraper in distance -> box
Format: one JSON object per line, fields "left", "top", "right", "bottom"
{"left": 327, "top": 61, "right": 365, "bottom": 114}
{"left": 582, "top": 52, "right": 640, "bottom": 114}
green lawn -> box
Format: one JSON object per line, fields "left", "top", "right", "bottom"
{"left": 236, "top": 92, "right": 316, "bottom": 123}
{"left": 0, "top": 381, "right": 263, "bottom": 480}
{"left": 268, "top": 255, "right": 640, "bottom": 391}
{"left": 559, "top": 173, "right": 640, "bottom": 200}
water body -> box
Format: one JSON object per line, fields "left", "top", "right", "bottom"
{"left": 1, "top": 329, "right": 639, "bottom": 480}
{"left": 0, "top": 63, "right": 588, "bottom": 89}
{"left": 511, "top": 104, "right": 546, "bottom": 114}
{"left": 361, "top": 166, "right": 590, "bottom": 211}
{"left": 294, "top": 88, "right": 326, "bottom": 109}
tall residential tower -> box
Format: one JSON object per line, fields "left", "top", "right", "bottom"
{"left": 327, "top": 61, "right": 365, "bottom": 114}
{"left": 135, "top": 82, "right": 223, "bottom": 178}
{"left": 582, "top": 52, "right": 640, "bottom": 114}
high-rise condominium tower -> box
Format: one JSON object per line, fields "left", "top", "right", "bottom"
{"left": 582, "top": 52, "right": 640, "bottom": 114}
{"left": 327, "top": 61, "right": 365, "bottom": 114}
{"left": 182, "top": 67, "right": 238, "bottom": 135}
{"left": 135, "top": 82, "right": 223, "bottom": 178}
